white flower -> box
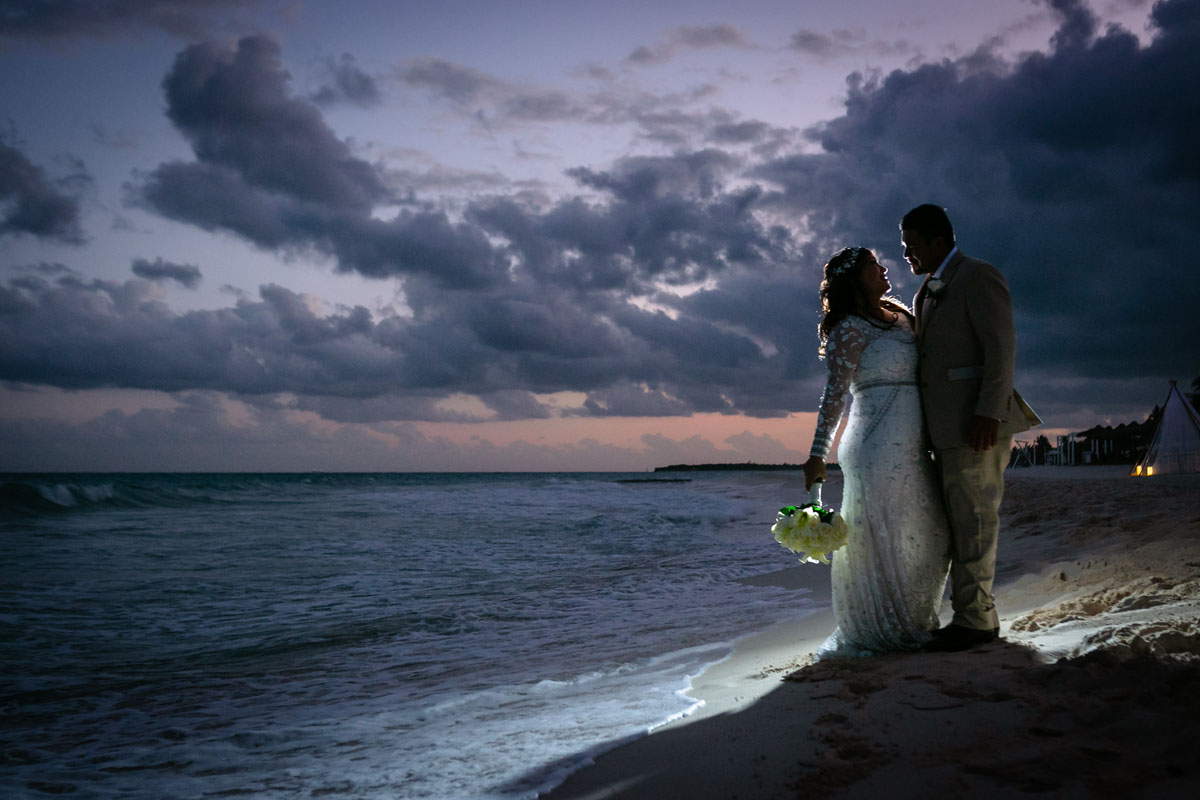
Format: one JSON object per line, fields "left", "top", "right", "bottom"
{"left": 770, "top": 504, "right": 848, "bottom": 564}
{"left": 926, "top": 278, "right": 947, "bottom": 298}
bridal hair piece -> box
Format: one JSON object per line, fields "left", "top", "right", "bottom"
{"left": 828, "top": 247, "right": 868, "bottom": 277}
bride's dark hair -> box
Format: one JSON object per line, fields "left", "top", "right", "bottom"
{"left": 817, "top": 246, "right": 913, "bottom": 358}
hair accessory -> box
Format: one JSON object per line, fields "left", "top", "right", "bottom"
{"left": 829, "top": 247, "right": 867, "bottom": 277}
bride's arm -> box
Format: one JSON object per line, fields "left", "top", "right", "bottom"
{"left": 808, "top": 319, "right": 866, "bottom": 464}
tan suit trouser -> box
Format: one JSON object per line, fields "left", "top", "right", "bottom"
{"left": 936, "top": 437, "right": 1010, "bottom": 631}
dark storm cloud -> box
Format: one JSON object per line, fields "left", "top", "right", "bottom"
{"left": 161, "top": 35, "right": 388, "bottom": 210}
{"left": 480, "top": 390, "right": 555, "bottom": 421}
{"left": 0, "top": 0, "right": 263, "bottom": 41}
{"left": 311, "top": 53, "right": 382, "bottom": 108}
{"left": 753, "top": 0, "right": 1200, "bottom": 421}
{"left": 1047, "top": 0, "right": 1100, "bottom": 48}
{"left": 15, "top": 133, "right": 802, "bottom": 416}
{"left": 461, "top": 151, "right": 790, "bottom": 299}
{"left": 286, "top": 394, "right": 483, "bottom": 424}
{"left": 99, "top": 30, "right": 911, "bottom": 422}
{"left": 0, "top": 275, "right": 414, "bottom": 399}
{"left": 0, "top": 264, "right": 794, "bottom": 423}
{"left": 139, "top": 160, "right": 507, "bottom": 287}
{"left": 103, "top": 3, "right": 1200, "bottom": 428}
{"left": 135, "top": 34, "right": 790, "bottom": 297}
{"left": 0, "top": 139, "right": 88, "bottom": 243}
{"left": 381, "top": 162, "right": 511, "bottom": 197}
{"left": 465, "top": 293, "right": 625, "bottom": 360}
{"left": 130, "top": 257, "right": 202, "bottom": 287}
{"left": 134, "top": 36, "right": 507, "bottom": 289}
{"left": 580, "top": 382, "right": 692, "bottom": 417}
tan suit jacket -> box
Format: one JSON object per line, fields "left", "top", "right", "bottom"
{"left": 914, "top": 251, "right": 1040, "bottom": 451}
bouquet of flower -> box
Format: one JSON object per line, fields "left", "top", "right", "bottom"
{"left": 771, "top": 481, "right": 848, "bottom": 564}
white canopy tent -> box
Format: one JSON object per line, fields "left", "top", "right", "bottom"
{"left": 1131, "top": 381, "right": 1200, "bottom": 476}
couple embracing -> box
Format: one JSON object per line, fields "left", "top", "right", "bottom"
{"left": 802, "top": 204, "right": 1041, "bottom": 656}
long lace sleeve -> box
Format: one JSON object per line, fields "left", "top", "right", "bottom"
{"left": 809, "top": 319, "right": 868, "bottom": 459}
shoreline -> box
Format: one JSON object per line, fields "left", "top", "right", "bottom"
{"left": 546, "top": 467, "right": 1200, "bottom": 799}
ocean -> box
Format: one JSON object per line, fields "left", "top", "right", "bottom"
{"left": 1, "top": 471, "right": 824, "bottom": 799}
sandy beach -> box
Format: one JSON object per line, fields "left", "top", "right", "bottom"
{"left": 547, "top": 466, "right": 1200, "bottom": 799}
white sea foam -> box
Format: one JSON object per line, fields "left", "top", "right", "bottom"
{"left": 36, "top": 482, "right": 78, "bottom": 506}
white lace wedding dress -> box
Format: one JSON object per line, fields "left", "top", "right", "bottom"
{"left": 810, "top": 313, "right": 951, "bottom": 657}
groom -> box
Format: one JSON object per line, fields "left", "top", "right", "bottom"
{"left": 901, "top": 204, "right": 1040, "bottom": 653}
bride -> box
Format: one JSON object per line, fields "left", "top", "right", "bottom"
{"left": 803, "top": 246, "right": 951, "bottom": 656}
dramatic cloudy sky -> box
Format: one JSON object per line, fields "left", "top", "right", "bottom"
{"left": 1, "top": 0, "right": 1195, "bottom": 471}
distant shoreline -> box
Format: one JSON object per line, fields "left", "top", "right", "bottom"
{"left": 653, "top": 462, "right": 840, "bottom": 472}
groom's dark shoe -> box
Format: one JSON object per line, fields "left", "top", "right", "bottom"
{"left": 922, "top": 624, "right": 999, "bottom": 652}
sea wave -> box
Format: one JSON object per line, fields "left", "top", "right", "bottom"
{"left": 0, "top": 471, "right": 669, "bottom": 517}
{"left": 1, "top": 478, "right": 117, "bottom": 514}
{"left": 0, "top": 476, "right": 218, "bottom": 516}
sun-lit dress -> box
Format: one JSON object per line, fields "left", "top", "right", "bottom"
{"left": 809, "top": 313, "right": 951, "bottom": 656}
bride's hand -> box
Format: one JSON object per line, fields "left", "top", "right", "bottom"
{"left": 803, "top": 456, "right": 826, "bottom": 490}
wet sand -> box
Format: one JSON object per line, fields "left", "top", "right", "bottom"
{"left": 548, "top": 466, "right": 1200, "bottom": 799}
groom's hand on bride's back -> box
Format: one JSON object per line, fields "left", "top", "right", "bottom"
{"left": 969, "top": 415, "right": 1000, "bottom": 452}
